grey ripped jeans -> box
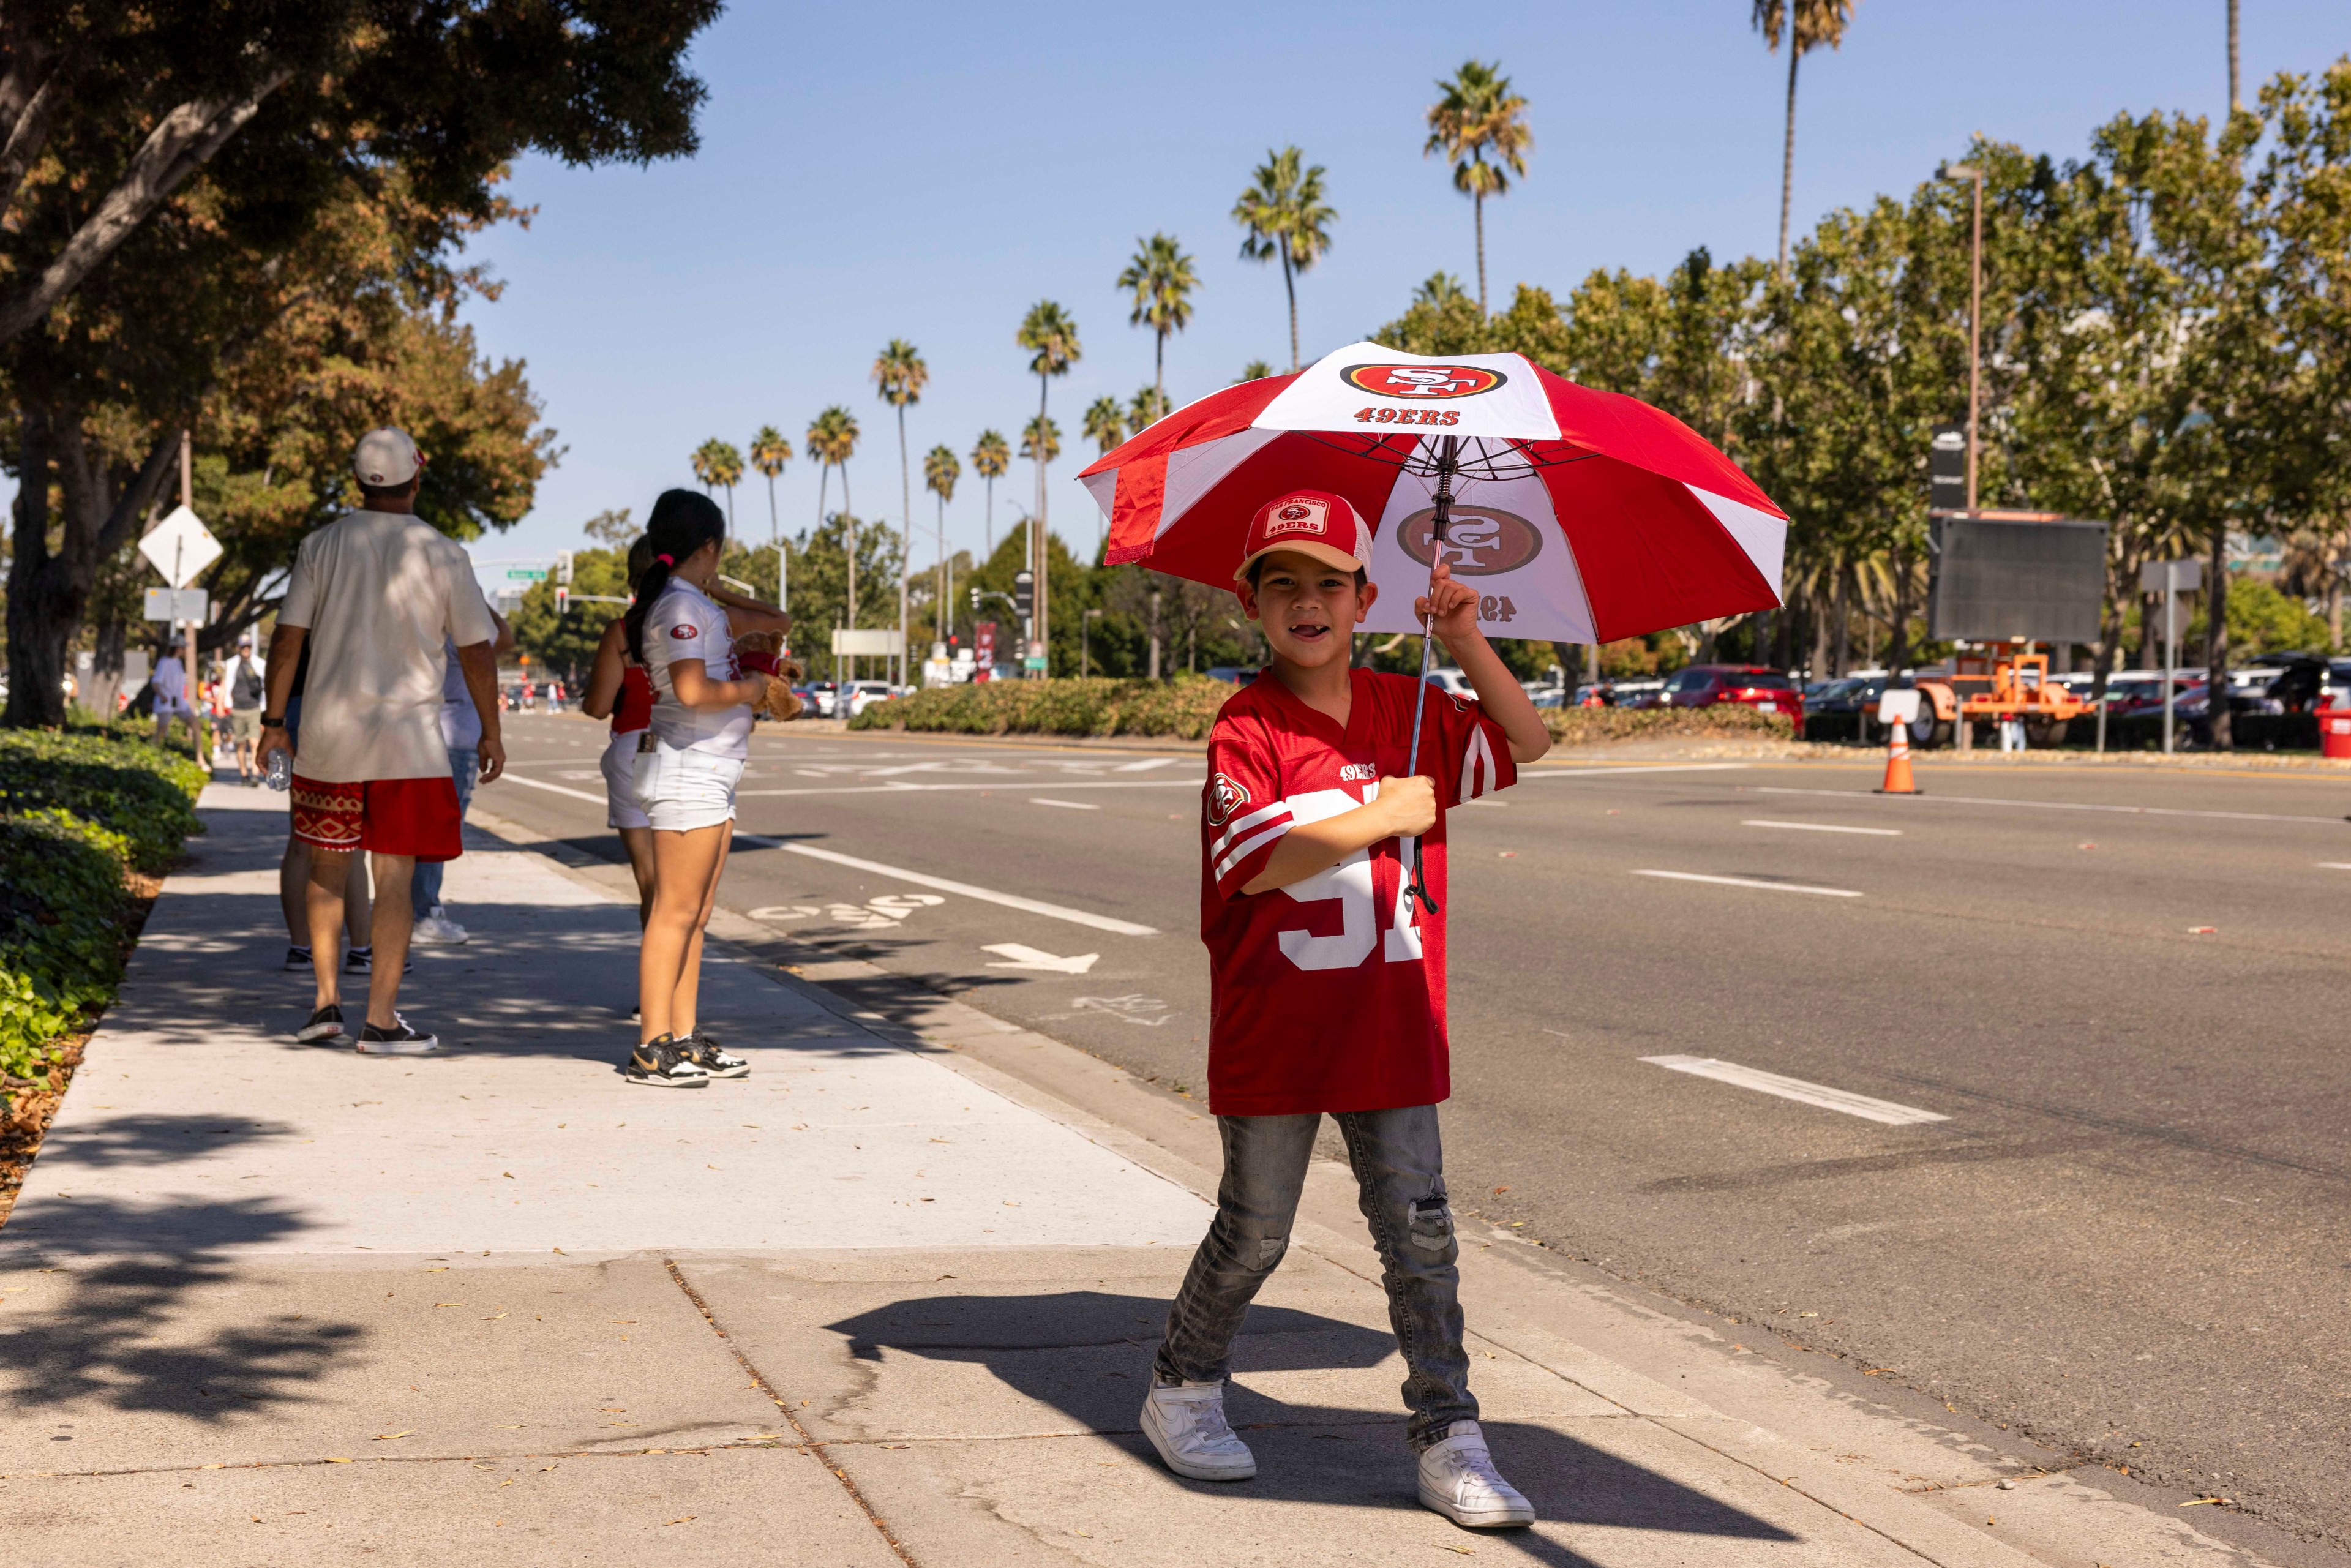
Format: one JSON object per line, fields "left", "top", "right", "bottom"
{"left": 1155, "top": 1105, "right": 1475, "bottom": 1450}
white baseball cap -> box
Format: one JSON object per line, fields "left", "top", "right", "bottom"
{"left": 353, "top": 427, "right": 422, "bottom": 487}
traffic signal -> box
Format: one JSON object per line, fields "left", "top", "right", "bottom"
{"left": 555, "top": 586, "right": 570, "bottom": 616}
{"left": 1013, "top": 570, "right": 1034, "bottom": 623}
{"left": 969, "top": 587, "right": 981, "bottom": 612}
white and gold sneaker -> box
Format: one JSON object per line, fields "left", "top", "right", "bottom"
{"left": 1417, "top": 1420, "right": 1534, "bottom": 1528}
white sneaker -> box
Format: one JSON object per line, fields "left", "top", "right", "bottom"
{"left": 1417, "top": 1420, "right": 1534, "bottom": 1528}
{"left": 1140, "top": 1381, "right": 1256, "bottom": 1481}
{"left": 411, "top": 907, "right": 469, "bottom": 946}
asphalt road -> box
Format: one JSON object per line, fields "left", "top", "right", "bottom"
{"left": 480, "top": 714, "right": 2351, "bottom": 1550}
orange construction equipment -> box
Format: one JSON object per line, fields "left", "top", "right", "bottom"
{"left": 1911, "top": 644, "right": 2090, "bottom": 750}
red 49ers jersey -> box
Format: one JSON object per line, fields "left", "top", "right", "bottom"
{"left": 1199, "top": 667, "right": 1514, "bottom": 1116}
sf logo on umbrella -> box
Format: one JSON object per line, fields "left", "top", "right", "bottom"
{"left": 1340, "top": 363, "right": 1507, "bottom": 400}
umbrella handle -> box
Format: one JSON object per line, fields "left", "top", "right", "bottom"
{"left": 1398, "top": 434, "right": 1458, "bottom": 921}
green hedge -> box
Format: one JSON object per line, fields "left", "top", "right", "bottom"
{"left": 849, "top": 676, "right": 1234, "bottom": 740}
{"left": 0, "top": 727, "right": 207, "bottom": 1092}
{"left": 0, "top": 724, "right": 207, "bottom": 872}
{"left": 1542, "top": 703, "right": 1796, "bottom": 746}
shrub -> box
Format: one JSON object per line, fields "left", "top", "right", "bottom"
{"left": 850, "top": 677, "right": 1235, "bottom": 740}
{"left": 0, "top": 726, "right": 206, "bottom": 1097}
{"left": 0, "top": 809, "right": 135, "bottom": 1083}
{"left": 1541, "top": 703, "right": 1796, "bottom": 746}
{"left": 0, "top": 726, "right": 206, "bottom": 872}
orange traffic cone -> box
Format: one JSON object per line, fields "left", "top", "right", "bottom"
{"left": 1876, "top": 717, "right": 1920, "bottom": 795}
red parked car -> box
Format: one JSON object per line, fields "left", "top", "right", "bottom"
{"left": 1629, "top": 664, "right": 1804, "bottom": 721}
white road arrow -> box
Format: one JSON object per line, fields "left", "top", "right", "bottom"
{"left": 982, "top": 943, "right": 1100, "bottom": 975}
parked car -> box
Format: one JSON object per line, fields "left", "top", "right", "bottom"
{"left": 844, "top": 680, "right": 898, "bottom": 718}
{"left": 1626, "top": 664, "right": 1803, "bottom": 721}
{"left": 804, "top": 680, "right": 841, "bottom": 718}
{"left": 1421, "top": 667, "right": 1473, "bottom": 696}
{"left": 1202, "top": 666, "right": 1260, "bottom": 686}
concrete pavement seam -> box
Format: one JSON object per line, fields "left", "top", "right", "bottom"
{"left": 662, "top": 1257, "right": 924, "bottom": 1568}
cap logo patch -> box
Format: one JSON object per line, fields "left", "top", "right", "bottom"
{"left": 1397, "top": 505, "right": 1543, "bottom": 576}
{"left": 1340, "top": 362, "right": 1507, "bottom": 400}
{"left": 1264, "top": 499, "right": 1329, "bottom": 538}
{"left": 670, "top": 623, "right": 700, "bottom": 639}
{"left": 1206, "top": 773, "right": 1250, "bottom": 827}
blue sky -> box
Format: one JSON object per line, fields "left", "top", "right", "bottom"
{"left": 459, "top": 1, "right": 2347, "bottom": 574}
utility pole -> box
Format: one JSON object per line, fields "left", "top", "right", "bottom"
{"left": 1940, "top": 162, "right": 1987, "bottom": 510}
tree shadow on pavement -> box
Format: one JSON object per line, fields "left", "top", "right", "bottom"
{"left": 0, "top": 1196, "right": 367, "bottom": 1433}
{"left": 21, "top": 1112, "right": 301, "bottom": 1171}
{"left": 827, "top": 1289, "right": 1793, "bottom": 1565}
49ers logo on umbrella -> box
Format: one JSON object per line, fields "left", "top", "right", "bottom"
{"left": 1340, "top": 363, "right": 1507, "bottom": 400}
{"left": 1397, "top": 506, "right": 1543, "bottom": 576}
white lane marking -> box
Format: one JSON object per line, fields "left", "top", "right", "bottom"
{"left": 736, "top": 779, "right": 1203, "bottom": 800}
{"left": 1632, "top": 869, "right": 1864, "bottom": 898}
{"left": 494, "top": 774, "right": 607, "bottom": 806}
{"left": 2318, "top": 863, "right": 2351, "bottom": 870}
{"left": 1030, "top": 798, "right": 1101, "bottom": 811}
{"left": 733, "top": 835, "right": 1159, "bottom": 937}
{"left": 1756, "top": 784, "right": 2343, "bottom": 827}
{"left": 1523, "top": 763, "right": 1752, "bottom": 779}
{"left": 983, "top": 943, "right": 1100, "bottom": 974}
{"left": 1641, "top": 1054, "right": 1951, "bottom": 1126}
{"left": 1742, "top": 819, "right": 1902, "bottom": 836}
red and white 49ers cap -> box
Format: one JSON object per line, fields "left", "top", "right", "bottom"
{"left": 1234, "top": 489, "right": 1373, "bottom": 583}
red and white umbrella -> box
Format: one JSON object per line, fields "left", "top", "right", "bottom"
{"left": 1078, "top": 341, "right": 1786, "bottom": 644}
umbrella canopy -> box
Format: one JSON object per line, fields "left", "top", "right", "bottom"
{"left": 1077, "top": 342, "right": 1787, "bottom": 644}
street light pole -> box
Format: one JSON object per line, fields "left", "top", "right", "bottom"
{"left": 1940, "top": 162, "right": 1986, "bottom": 512}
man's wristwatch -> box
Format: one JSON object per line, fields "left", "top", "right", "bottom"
{"left": 260, "top": 715, "right": 286, "bottom": 729}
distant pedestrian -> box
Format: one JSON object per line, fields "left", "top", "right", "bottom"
{"left": 222, "top": 634, "right": 268, "bottom": 784}
{"left": 257, "top": 427, "right": 504, "bottom": 1055}
{"left": 149, "top": 637, "right": 207, "bottom": 760}
{"left": 623, "top": 489, "right": 792, "bottom": 1087}
{"left": 410, "top": 609, "right": 514, "bottom": 947}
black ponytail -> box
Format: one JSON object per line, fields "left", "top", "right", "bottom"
{"left": 623, "top": 489, "right": 727, "bottom": 664}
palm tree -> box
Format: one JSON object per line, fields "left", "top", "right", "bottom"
{"left": 692, "top": 438, "right": 744, "bottom": 526}
{"left": 1753, "top": 0, "right": 1860, "bottom": 277}
{"left": 1231, "top": 146, "right": 1335, "bottom": 372}
{"left": 1015, "top": 301, "right": 1081, "bottom": 659}
{"left": 1019, "top": 416, "right": 1061, "bottom": 470}
{"left": 1128, "top": 385, "right": 1171, "bottom": 439}
{"left": 1415, "top": 271, "right": 1471, "bottom": 309}
{"left": 970, "top": 429, "right": 1010, "bottom": 557}
{"left": 1083, "top": 396, "right": 1126, "bottom": 457}
{"left": 805, "top": 405, "right": 861, "bottom": 661}
{"left": 748, "top": 426, "right": 792, "bottom": 606}
{"left": 1424, "top": 61, "right": 1532, "bottom": 315}
{"left": 1116, "top": 231, "right": 1199, "bottom": 413}
{"left": 872, "top": 338, "right": 929, "bottom": 686}
{"left": 923, "top": 443, "right": 960, "bottom": 655}
{"left": 1234, "top": 359, "right": 1274, "bottom": 384}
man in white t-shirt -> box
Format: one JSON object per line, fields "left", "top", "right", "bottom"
{"left": 257, "top": 428, "right": 504, "bottom": 1055}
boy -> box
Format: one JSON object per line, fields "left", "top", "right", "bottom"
{"left": 1143, "top": 489, "right": 1552, "bottom": 1529}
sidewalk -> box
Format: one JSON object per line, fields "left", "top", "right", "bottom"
{"left": 0, "top": 787, "right": 2303, "bottom": 1567}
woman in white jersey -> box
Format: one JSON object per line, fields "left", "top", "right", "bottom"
{"left": 622, "top": 490, "right": 790, "bottom": 1087}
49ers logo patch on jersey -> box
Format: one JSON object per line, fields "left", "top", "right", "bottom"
{"left": 670, "top": 623, "right": 699, "bottom": 639}
{"left": 1206, "top": 773, "right": 1250, "bottom": 826}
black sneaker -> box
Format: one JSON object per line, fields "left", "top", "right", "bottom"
{"left": 356, "top": 1015, "right": 439, "bottom": 1055}
{"left": 342, "top": 945, "right": 413, "bottom": 976}
{"left": 624, "top": 1035, "right": 710, "bottom": 1088}
{"left": 296, "top": 1004, "right": 348, "bottom": 1043}
{"left": 681, "top": 1031, "right": 749, "bottom": 1079}
{"left": 284, "top": 945, "right": 313, "bottom": 972}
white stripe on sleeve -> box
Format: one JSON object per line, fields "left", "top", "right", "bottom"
{"left": 1210, "top": 800, "right": 1291, "bottom": 861}
{"left": 1215, "top": 821, "right": 1294, "bottom": 882}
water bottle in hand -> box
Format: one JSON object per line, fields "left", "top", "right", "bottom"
{"left": 265, "top": 749, "right": 290, "bottom": 792}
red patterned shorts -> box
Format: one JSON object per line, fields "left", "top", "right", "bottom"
{"left": 290, "top": 775, "right": 463, "bottom": 861}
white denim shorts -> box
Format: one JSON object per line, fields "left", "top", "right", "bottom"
{"left": 602, "top": 729, "right": 650, "bottom": 830}
{"left": 631, "top": 739, "right": 743, "bottom": 833}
